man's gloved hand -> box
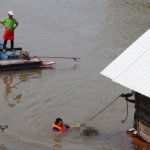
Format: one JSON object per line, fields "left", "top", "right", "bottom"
{"left": 120, "top": 94, "right": 126, "bottom": 97}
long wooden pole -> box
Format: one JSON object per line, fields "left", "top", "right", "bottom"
{"left": 38, "top": 56, "right": 80, "bottom": 61}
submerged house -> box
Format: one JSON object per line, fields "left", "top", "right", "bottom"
{"left": 101, "top": 29, "right": 150, "bottom": 143}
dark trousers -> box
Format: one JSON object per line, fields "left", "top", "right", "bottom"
{"left": 3, "top": 40, "right": 14, "bottom": 49}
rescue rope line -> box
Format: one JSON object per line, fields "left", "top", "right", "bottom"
{"left": 121, "top": 100, "right": 128, "bottom": 123}
{"left": 88, "top": 95, "right": 120, "bottom": 122}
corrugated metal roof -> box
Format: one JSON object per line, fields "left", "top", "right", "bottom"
{"left": 101, "top": 29, "right": 150, "bottom": 98}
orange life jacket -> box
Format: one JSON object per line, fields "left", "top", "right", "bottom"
{"left": 52, "top": 123, "right": 66, "bottom": 133}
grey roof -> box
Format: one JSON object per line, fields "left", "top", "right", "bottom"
{"left": 101, "top": 29, "right": 150, "bottom": 98}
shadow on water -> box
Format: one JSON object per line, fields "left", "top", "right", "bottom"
{"left": 0, "top": 69, "right": 43, "bottom": 108}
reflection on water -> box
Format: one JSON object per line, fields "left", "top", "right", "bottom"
{"left": 72, "top": 64, "right": 80, "bottom": 70}
{"left": 0, "top": 69, "right": 42, "bottom": 108}
{"left": 3, "top": 75, "right": 13, "bottom": 100}
{"left": 52, "top": 136, "right": 63, "bottom": 150}
{"left": 3, "top": 74, "right": 22, "bottom": 107}
{"left": 0, "top": 144, "right": 7, "bottom": 150}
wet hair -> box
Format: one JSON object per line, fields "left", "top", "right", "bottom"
{"left": 55, "top": 118, "right": 63, "bottom": 124}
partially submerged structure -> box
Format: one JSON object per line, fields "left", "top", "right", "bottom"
{"left": 101, "top": 29, "right": 150, "bottom": 143}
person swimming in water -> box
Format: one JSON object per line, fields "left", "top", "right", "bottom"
{"left": 51, "top": 118, "right": 80, "bottom": 135}
{"left": 51, "top": 118, "right": 98, "bottom": 136}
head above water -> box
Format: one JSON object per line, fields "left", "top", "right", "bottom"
{"left": 8, "top": 11, "right": 14, "bottom": 16}
{"left": 55, "top": 118, "right": 63, "bottom": 125}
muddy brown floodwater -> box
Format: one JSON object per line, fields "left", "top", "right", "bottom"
{"left": 0, "top": 0, "right": 150, "bottom": 149}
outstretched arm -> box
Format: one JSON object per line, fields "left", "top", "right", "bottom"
{"left": 120, "top": 90, "right": 134, "bottom": 97}
{"left": 125, "top": 97, "right": 135, "bottom": 103}
{"left": 120, "top": 91, "right": 135, "bottom": 103}
{"left": 69, "top": 124, "right": 80, "bottom": 128}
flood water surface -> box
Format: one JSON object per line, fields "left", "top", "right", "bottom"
{"left": 0, "top": 0, "right": 150, "bottom": 149}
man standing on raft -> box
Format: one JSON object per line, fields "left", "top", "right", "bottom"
{"left": 0, "top": 11, "right": 19, "bottom": 51}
